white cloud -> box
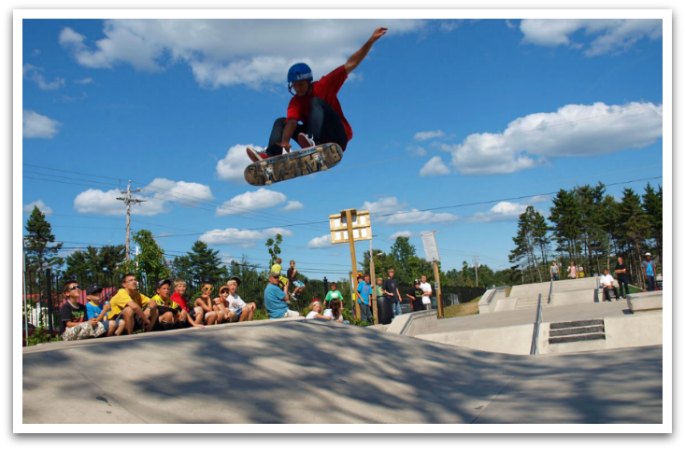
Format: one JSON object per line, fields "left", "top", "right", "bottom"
{"left": 384, "top": 209, "right": 457, "bottom": 225}
{"left": 470, "top": 201, "right": 528, "bottom": 223}
{"left": 216, "top": 144, "right": 259, "bottom": 181}
{"left": 283, "top": 200, "right": 304, "bottom": 212}
{"left": 361, "top": 196, "right": 457, "bottom": 225}
{"left": 24, "top": 200, "right": 53, "bottom": 216}
{"left": 23, "top": 64, "right": 65, "bottom": 90}
{"left": 144, "top": 178, "right": 213, "bottom": 206}
{"left": 390, "top": 231, "right": 412, "bottom": 240}
{"left": 58, "top": 20, "right": 425, "bottom": 89}
{"left": 361, "top": 196, "right": 404, "bottom": 216}
{"left": 23, "top": 110, "right": 61, "bottom": 139}
{"left": 308, "top": 234, "right": 332, "bottom": 249}
{"left": 200, "top": 227, "right": 292, "bottom": 247}
{"left": 420, "top": 156, "right": 450, "bottom": 176}
{"left": 74, "top": 178, "right": 212, "bottom": 216}
{"left": 217, "top": 188, "right": 286, "bottom": 216}
{"left": 414, "top": 130, "right": 445, "bottom": 141}
{"left": 520, "top": 19, "right": 662, "bottom": 56}
{"left": 446, "top": 102, "right": 662, "bottom": 175}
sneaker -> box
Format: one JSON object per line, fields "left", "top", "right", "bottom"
{"left": 297, "top": 133, "right": 315, "bottom": 149}
{"left": 246, "top": 147, "right": 268, "bottom": 162}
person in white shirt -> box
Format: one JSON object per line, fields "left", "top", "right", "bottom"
{"left": 305, "top": 300, "right": 331, "bottom": 320}
{"left": 419, "top": 275, "right": 433, "bottom": 310}
{"left": 226, "top": 277, "right": 257, "bottom": 321}
{"left": 599, "top": 268, "right": 620, "bottom": 302}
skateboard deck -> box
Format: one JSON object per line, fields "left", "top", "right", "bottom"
{"left": 244, "top": 142, "right": 343, "bottom": 186}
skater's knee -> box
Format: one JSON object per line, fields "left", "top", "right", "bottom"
{"left": 273, "top": 117, "right": 286, "bottom": 127}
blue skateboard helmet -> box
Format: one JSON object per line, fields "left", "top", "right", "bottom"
{"left": 287, "top": 62, "right": 313, "bottom": 94}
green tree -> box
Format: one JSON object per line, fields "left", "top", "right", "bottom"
{"left": 642, "top": 183, "right": 662, "bottom": 256}
{"left": 549, "top": 188, "right": 582, "bottom": 263}
{"left": 618, "top": 188, "right": 651, "bottom": 288}
{"left": 509, "top": 206, "right": 547, "bottom": 283}
{"left": 124, "top": 229, "right": 169, "bottom": 289}
{"left": 187, "top": 240, "right": 228, "bottom": 284}
{"left": 265, "top": 234, "right": 283, "bottom": 267}
{"left": 24, "top": 206, "right": 63, "bottom": 273}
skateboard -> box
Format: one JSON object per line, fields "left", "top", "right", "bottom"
{"left": 244, "top": 142, "right": 343, "bottom": 186}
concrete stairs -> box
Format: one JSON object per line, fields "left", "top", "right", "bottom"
{"left": 548, "top": 319, "right": 606, "bottom": 345}
{"left": 514, "top": 296, "right": 540, "bottom": 311}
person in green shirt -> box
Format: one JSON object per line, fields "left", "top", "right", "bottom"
{"left": 324, "top": 282, "right": 344, "bottom": 308}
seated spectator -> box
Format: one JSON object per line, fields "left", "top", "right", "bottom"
{"left": 324, "top": 299, "right": 346, "bottom": 323}
{"left": 107, "top": 273, "right": 159, "bottom": 335}
{"left": 225, "top": 276, "right": 257, "bottom": 322}
{"left": 60, "top": 280, "right": 105, "bottom": 341}
{"left": 287, "top": 259, "right": 306, "bottom": 300}
{"left": 264, "top": 271, "right": 300, "bottom": 319}
{"left": 85, "top": 285, "right": 124, "bottom": 337}
{"left": 170, "top": 279, "right": 201, "bottom": 327}
{"left": 194, "top": 283, "right": 218, "bottom": 325}
{"left": 213, "top": 285, "right": 233, "bottom": 323}
{"left": 599, "top": 268, "right": 620, "bottom": 302}
{"left": 305, "top": 300, "right": 331, "bottom": 320}
{"left": 151, "top": 279, "right": 178, "bottom": 330}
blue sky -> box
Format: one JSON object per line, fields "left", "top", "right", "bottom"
{"left": 20, "top": 14, "right": 665, "bottom": 281}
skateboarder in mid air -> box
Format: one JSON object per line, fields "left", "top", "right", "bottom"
{"left": 247, "top": 27, "right": 387, "bottom": 161}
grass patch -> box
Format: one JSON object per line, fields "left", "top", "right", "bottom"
{"left": 443, "top": 296, "right": 481, "bottom": 319}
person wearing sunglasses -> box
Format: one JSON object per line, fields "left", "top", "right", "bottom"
{"left": 60, "top": 280, "right": 105, "bottom": 341}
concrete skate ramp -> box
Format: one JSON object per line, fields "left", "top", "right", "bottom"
{"left": 22, "top": 320, "right": 662, "bottom": 425}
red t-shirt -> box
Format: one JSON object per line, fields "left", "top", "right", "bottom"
{"left": 287, "top": 65, "right": 353, "bottom": 141}
{"left": 171, "top": 291, "right": 189, "bottom": 312}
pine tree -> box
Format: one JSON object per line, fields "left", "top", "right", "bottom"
{"left": 187, "top": 240, "right": 228, "bottom": 284}
{"left": 24, "top": 206, "right": 63, "bottom": 273}
{"left": 642, "top": 183, "right": 662, "bottom": 257}
{"left": 125, "top": 229, "right": 169, "bottom": 289}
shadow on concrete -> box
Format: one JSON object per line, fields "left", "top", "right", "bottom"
{"left": 22, "top": 320, "right": 663, "bottom": 424}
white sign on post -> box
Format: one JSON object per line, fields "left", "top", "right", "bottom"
{"left": 421, "top": 231, "right": 440, "bottom": 262}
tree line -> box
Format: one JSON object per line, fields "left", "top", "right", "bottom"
{"left": 509, "top": 182, "right": 662, "bottom": 287}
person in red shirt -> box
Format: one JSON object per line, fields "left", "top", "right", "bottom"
{"left": 247, "top": 27, "right": 387, "bottom": 161}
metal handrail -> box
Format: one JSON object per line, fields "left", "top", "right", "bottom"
{"left": 530, "top": 293, "right": 543, "bottom": 355}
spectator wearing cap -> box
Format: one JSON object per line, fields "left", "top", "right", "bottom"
{"left": 642, "top": 252, "right": 657, "bottom": 292}
{"left": 60, "top": 280, "right": 106, "bottom": 341}
{"left": 107, "top": 273, "right": 159, "bottom": 335}
{"left": 213, "top": 285, "right": 233, "bottom": 323}
{"left": 264, "top": 271, "right": 300, "bottom": 319}
{"left": 226, "top": 276, "right": 257, "bottom": 322}
{"left": 151, "top": 279, "right": 178, "bottom": 330}
{"left": 85, "top": 285, "right": 124, "bottom": 337}
{"left": 305, "top": 300, "right": 330, "bottom": 320}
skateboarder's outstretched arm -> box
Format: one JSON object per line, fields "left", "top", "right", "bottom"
{"left": 344, "top": 27, "right": 387, "bottom": 74}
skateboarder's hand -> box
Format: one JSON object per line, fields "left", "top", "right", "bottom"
{"left": 370, "top": 27, "right": 388, "bottom": 43}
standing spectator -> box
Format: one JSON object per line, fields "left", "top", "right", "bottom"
{"left": 85, "top": 285, "right": 123, "bottom": 337}
{"left": 550, "top": 261, "right": 560, "bottom": 281}
{"left": 578, "top": 264, "right": 585, "bottom": 278}
{"left": 356, "top": 273, "right": 372, "bottom": 323}
{"left": 107, "top": 273, "right": 158, "bottom": 335}
{"left": 226, "top": 276, "right": 257, "bottom": 322}
{"left": 614, "top": 256, "right": 630, "bottom": 299}
{"left": 406, "top": 280, "right": 425, "bottom": 312}
{"left": 567, "top": 262, "right": 578, "bottom": 280}
{"left": 642, "top": 253, "right": 657, "bottom": 291}
{"left": 419, "top": 275, "right": 433, "bottom": 311}
{"left": 194, "top": 283, "right": 219, "bottom": 325}
{"left": 287, "top": 260, "right": 306, "bottom": 300}
{"left": 383, "top": 268, "right": 402, "bottom": 317}
{"left": 305, "top": 300, "right": 331, "bottom": 320}
{"left": 599, "top": 268, "right": 620, "bottom": 302}
{"left": 60, "top": 280, "right": 106, "bottom": 341}
{"left": 265, "top": 272, "right": 300, "bottom": 319}
{"left": 151, "top": 279, "right": 178, "bottom": 330}
{"left": 324, "top": 282, "right": 344, "bottom": 308}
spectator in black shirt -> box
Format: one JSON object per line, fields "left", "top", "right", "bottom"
{"left": 614, "top": 256, "right": 630, "bottom": 299}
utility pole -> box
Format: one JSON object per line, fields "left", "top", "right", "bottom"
{"left": 474, "top": 256, "right": 480, "bottom": 287}
{"left": 116, "top": 180, "right": 145, "bottom": 261}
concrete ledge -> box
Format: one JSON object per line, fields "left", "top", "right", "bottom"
{"left": 627, "top": 292, "right": 663, "bottom": 312}
{"left": 385, "top": 310, "right": 435, "bottom": 335}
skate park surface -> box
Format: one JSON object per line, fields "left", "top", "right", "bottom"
{"left": 21, "top": 277, "right": 665, "bottom": 427}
